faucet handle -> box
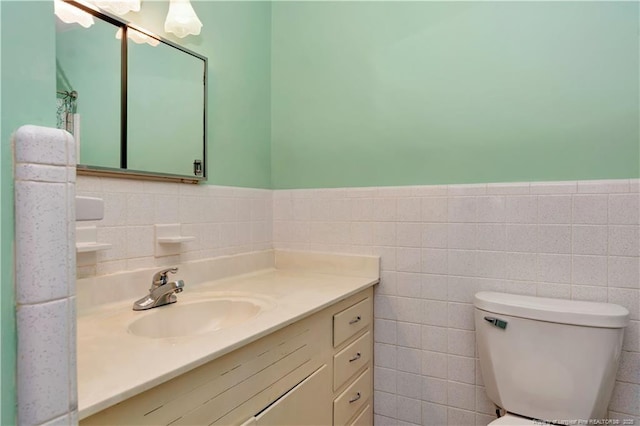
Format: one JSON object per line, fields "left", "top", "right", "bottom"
{"left": 152, "top": 267, "right": 178, "bottom": 287}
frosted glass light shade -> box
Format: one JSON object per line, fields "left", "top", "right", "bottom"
{"left": 115, "top": 27, "right": 160, "bottom": 47}
{"left": 93, "top": 0, "right": 140, "bottom": 16}
{"left": 54, "top": 0, "right": 95, "bottom": 28}
{"left": 164, "top": 0, "right": 202, "bottom": 38}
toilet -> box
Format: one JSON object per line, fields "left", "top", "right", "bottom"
{"left": 474, "top": 292, "right": 629, "bottom": 425}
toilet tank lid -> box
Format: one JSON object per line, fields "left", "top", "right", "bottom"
{"left": 474, "top": 292, "right": 629, "bottom": 328}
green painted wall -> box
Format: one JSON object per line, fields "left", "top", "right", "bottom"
{"left": 0, "top": 2, "right": 3, "bottom": 419}
{"left": 1, "top": 2, "right": 56, "bottom": 423}
{"left": 271, "top": 1, "right": 640, "bottom": 189}
{"left": 120, "top": 1, "right": 272, "bottom": 188}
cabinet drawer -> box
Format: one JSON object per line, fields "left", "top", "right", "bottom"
{"left": 333, "top": 297, "right": 372, "bottom": 347}
{"left": 349, "top": 404, "right": 372, "bottom": 426}
{"left": 333, "top": 331, "right": 371, "bottom": 391}
{"left": 333, "top": 368, "right": 371, "bottom": 426}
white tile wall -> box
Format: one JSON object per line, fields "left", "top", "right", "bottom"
{"left": 17, "top": 159, "right": 639, "bottom": 426}
{"left": 75, "top": 176, "right": 273, "bottom": 278}
{"left": 272, "top": 179, "right": 640, "bottom": 426}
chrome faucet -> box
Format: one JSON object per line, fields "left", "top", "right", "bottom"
{"left": 132, "top": 267, "right": 185, "bottom": 311}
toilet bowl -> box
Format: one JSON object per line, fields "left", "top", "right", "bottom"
{"left": 489, "top": 414, "right": 538, "bottom": 425}
{"left": 474, "top": 292, "right": 629, "bottom": 425}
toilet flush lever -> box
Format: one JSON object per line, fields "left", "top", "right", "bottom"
{"left": 484, "top": 316, "right": 508, "bottom": 330}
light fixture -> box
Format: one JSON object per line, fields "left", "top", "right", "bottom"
{"left": 164, "top": 0, "right": 202, "bottom": 38}
{"left": 92, "top": 0, "right": 140, "bottom": 16}
{"left": 54, "top": 0, "right": 95, "bottom": 28}
{"left": 115, "top": 27, "right": 160, "bottom": 47}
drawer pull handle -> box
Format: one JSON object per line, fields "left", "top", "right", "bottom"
{"left": 349, "top": 316, "right": 362, "bottom": 325}
{"left": 349, "top": 392, "right": 361, "bottom": 404}
{"left": 349, "top": 352, "right": 362, "bottom": 362}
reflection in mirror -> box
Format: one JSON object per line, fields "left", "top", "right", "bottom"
{"left": 54, "top": 1, "right": 208, "bottom": 182}
{"left": 127, "top": 28, "right": 205, "bottom": 177}
{"left": 55, "top": 12, "right": 121, "bottom": 169}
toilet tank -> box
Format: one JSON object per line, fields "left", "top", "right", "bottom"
{"left": 474, "top": 292, "right": 629, "bottom": 421}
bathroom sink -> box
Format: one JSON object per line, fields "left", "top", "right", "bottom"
{"left": 128, "top": 297, "right": 271, "bottom": 339}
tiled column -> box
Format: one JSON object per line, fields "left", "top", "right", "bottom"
{"left": 14, "top": 125, "right": 77, "bottom": 425}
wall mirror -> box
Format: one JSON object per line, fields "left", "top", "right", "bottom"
{"left": 55, "top": 0, "right": 207, "bottom": 183}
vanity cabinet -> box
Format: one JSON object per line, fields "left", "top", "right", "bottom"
{"left": 81, "top": 287, "right": 373, "bottom": 426}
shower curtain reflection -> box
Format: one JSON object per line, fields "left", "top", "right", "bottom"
{"left": 56, "top": 89, "right": 77, "bottom": 134}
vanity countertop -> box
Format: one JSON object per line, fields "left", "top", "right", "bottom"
{"left": 77, "top": 251, "right": 379, "bottom": 419}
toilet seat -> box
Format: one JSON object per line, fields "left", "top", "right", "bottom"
{"left": 488, "top": 414, "right": 538, "bottom": 425}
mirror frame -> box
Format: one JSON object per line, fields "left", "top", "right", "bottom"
{"left": 62, "top": 0, "right": 208, "bottom": 183}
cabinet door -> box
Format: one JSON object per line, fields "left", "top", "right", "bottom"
{"left": 255, "top": 365, "right": 331, "bottom": 426}
{"left": 239, "top": 417, "right": 257, "bottom": 426}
